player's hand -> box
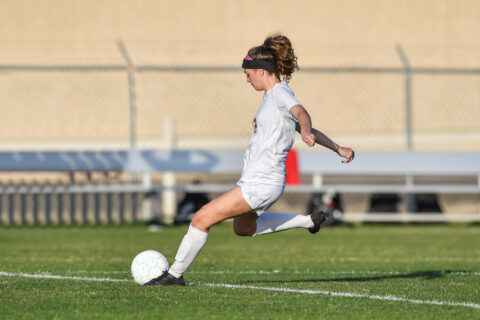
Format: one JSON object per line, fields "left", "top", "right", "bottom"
{"left": 337, "top": 146, "right": 355, "bottom": 163}
{"left": 302, "top": 132, "right": 315, "bottom": 147}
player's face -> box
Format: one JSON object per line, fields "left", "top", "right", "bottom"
{"left": 244, "top": 69, "right": 263, "bottom": 91}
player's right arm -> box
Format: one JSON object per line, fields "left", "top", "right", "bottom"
{"left": 290, "top": 104, "right": 315, "bottom": 147}
{"left": 292, "top": 108, "right": 355, "bottom": 164}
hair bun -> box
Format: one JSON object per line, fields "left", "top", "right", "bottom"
{"left": 246, "top": 34, "right": 298, "bottom": 82}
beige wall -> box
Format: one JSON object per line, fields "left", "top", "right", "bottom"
{"left": 0, "top": 0, "right": 479, "bottom": 150}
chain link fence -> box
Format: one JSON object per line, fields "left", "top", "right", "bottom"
{"left": 1, "top": 64, "right": 478, "bottom": 151}
{"left": 0, "top": 68, "right": 129, "bottom": 148}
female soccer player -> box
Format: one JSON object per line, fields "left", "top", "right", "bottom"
{"left": 145, "top": 34, "right": 355, "bottom": 286}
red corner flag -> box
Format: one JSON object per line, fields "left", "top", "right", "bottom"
{"left": 285, "top": 149, "right": 300, "bottom": 185}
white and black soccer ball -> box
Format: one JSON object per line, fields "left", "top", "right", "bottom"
{"left": 131, "top": 250, "right": 169, "bottom": 285}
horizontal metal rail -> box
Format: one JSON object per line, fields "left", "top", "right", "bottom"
{"left": 0, "top": 184, "right": 149, "bottom": 194}
{"left": 2, "top": 182, "right": 478, "bottom": 195}
{"left": 1, "top": 64, "right": 479, "bottom": 74}
{"left": 340, "top": 213, "right": 480, "bottom": 223}
{"left": 154, "top": 183, "right": 480, "bottom": 194}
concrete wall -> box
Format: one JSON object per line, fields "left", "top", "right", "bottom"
{"left": 1, "top": 0, "right": 479, "bottom": 66}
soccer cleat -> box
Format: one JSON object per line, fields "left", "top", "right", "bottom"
{"left": 143, "top": 271, "right": 186, "bottom": 286}
{"left": 308, "top": 210, "right": 328, "bottom": 234}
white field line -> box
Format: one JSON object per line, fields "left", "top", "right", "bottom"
{"left": 1, "top": 270, "right": 479, "bottom": 310}
{"left": 197, "top": 282, "right": 480, "bottom": 310}
{"left": 0, "top": 271, "right": 129, "bottom": 282}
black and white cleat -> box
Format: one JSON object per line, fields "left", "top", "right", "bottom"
{"left": 308, "top": 210, "right": 328, "bottom": 234}
{"left": 143, "top": 272, "right": 186, "bottom": 286}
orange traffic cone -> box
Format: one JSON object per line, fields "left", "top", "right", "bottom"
{"left": 285, "top": 149, "right": 300, "bottom": 185}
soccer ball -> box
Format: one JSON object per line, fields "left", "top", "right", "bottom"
{"left": 131, "top": 250, "right": 169, "bottom": 285}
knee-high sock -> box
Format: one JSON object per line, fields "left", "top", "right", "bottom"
{"left": 168, "top": 224, "right": 208, "bottom": 278}
{"left": 254, "top": 212, "right": 313, "bottom": 236}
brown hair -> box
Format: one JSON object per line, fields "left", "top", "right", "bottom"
{"left": 247, "top": 34, "right": 299, "bottom": 82}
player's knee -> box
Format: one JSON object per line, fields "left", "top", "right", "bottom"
{"left": 191, "top": 211, "right": 211, "bottom": 232}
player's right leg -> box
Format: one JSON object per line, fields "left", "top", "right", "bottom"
{"left": 234, "top": 210, "right": 328, "bottom": 237}
{"left": 233, "top": 211, "right": 258, "bottom": 236}
{"left": 232, "top": 182, "right": 328, "bottom": 236}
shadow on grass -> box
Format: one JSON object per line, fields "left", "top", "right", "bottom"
{"left": 240, "top": 270, "right": 471, "bottom": 284}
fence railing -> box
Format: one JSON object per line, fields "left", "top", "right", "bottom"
{"left": 0, "top": 182, "right": 148, "bottom": 225}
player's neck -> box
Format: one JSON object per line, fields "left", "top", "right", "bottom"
{"left": 263, "top": 78, "right": 281, "bottom": 93}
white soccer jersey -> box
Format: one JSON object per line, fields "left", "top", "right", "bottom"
{"left": 238, "top": 82, "right": 300, "bottom": 188}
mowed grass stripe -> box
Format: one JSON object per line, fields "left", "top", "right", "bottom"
{"left": 2, "top": 271, "right": 480, "bottom": 310}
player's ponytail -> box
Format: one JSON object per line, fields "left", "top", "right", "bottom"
{"left": 263, "top": 34, "right": 299, "bottom": 82}
{"left": 246, "top": 34, "right": 299, "bottom": 82}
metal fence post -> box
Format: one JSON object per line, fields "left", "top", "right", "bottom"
{"left": 44, "top": 183, "right": 52, "bottom": 225}
{"left": 8, "top": 186, "right": 15, "bottom": 225}
{"left": 0, "top": 185, "right": 3, "bottom": 224}
{"left": 19, "top": 183, "right": 27, "bottom": 224}
{"left": 117, "top": 40, "right": 137, "bottom": 151}
{"left": 56, "top": 183, "right": 64, "bottom": 225}
{"left": 162, "top": 116, "right": 177, "bottom": 225}
{"left": 396, "top": 45, "right": 417, "bottom": 213}
{"left": 396, "top": 45, "right": 413, "bottom": 151}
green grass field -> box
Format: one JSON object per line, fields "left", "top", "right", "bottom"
{"left": 1, "top": 223, "right": 479, "bottom": 319}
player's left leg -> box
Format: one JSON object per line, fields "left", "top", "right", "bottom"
{"left": 144, "top": 187, "right": 252, "bottom": 286}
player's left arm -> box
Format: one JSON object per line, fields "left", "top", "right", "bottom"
{"left": 290, "top": 104, "right": 355, "bottom": 164}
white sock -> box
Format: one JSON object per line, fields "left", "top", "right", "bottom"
{"left": 168, "top": 224, "right": 209, "bottom": 278}
{"left": 254, "top": 212, "right": 314, "bottom": 236}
